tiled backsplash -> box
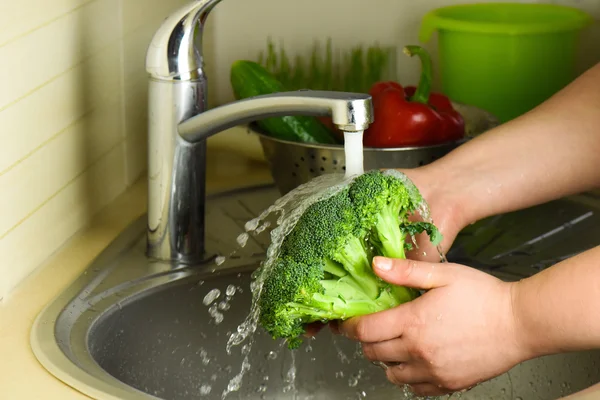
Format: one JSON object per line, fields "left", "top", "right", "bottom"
{"left": 0, "top": 0, "right": 189, "bottom": 299}
{"left": 1, "top": 0, "right": 598, "bottom": 299}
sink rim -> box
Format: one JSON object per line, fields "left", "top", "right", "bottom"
{"left": 30, "top": 184, "right": 277, "bottom": 400}
{"left": 30, "top": 216, "right": 159, "bottom": 400}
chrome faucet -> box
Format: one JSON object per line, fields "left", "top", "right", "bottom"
{"left": 145, "top": 0, "right": 374, "bottom": 264}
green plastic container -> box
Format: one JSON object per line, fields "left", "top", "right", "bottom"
{"left": 420, "top": 3, "right": 593, "bottom": 122}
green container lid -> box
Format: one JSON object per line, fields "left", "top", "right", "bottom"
{"left": 420, "top": 3, "right": 593, "bottom": 40}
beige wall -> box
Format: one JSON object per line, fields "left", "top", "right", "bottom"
{"left": 1, "top": 0, "right": 598, "bottom": 300}
{"left": 0, "top": 0, "right": 190, "bottom": 300}
{"left": 205, "top": 0, "right": 600, "bottom": 106}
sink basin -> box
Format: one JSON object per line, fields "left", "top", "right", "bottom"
{"left": 32, "top": 185, "right": 600, "bottom": 400}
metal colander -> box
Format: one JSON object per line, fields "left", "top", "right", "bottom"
{"left": 255, "top": 102, "right": 499, "bottom": 195}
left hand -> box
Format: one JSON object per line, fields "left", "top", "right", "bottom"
{"left": 337, "top": 256, "right": 530, "bottom": 397}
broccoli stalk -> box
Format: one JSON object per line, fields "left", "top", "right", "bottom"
{"left": 258, "top": 170, "right": 443, "bottom": 349}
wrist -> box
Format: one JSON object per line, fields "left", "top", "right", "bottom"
{"left": 508, "top": 278, "right": 547, "bottom": 362}
{"left": 410, "top": 163, "right": 473, "bottom": 232}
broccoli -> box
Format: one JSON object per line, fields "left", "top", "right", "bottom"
{"left": 257, "top": 170, "right": 442, "bottom": 349}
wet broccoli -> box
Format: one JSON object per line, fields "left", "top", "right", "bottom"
{"left": 258, "top": 170, "right": 442, "bottom": 349}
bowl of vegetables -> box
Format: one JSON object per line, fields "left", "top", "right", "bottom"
{"left": 232, "top": 44, "right": 499, "bottom": 195}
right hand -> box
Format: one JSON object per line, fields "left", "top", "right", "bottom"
{"left": 399, "top": 166, "right": 468, "bottom": 262}
{"left": 304, "top": 165, "right": 468, "bottom": 338}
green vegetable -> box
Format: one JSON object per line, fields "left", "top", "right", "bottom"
{"left": 257, "top": 38, "right": 396, "bottom": 93}
{"left": 258, "top": 170, "right": 443, "bottom": 349}
{"left": 230, "top": 60, "right": 339, "bottom": 144}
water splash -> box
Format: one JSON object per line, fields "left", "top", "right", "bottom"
{"left": 282, "top": 350, "right": 297, "bottom": 394}
{"left": 225, "top": 174, "right": 351, "bottom": 352}
{"left": 221, "top": 356, "right": 251, "bottom": 399}
{"left": 221, "top": 174, "right": 352, "bottom": 397}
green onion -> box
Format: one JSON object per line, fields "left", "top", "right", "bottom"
{"left": 258, "top": 38, "right": 397, "bottom": 93}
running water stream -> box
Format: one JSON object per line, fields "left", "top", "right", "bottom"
{"left": 214, "top": 130, "right": 447, "bottom": 399}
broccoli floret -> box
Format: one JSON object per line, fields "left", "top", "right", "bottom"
{"left": 258, "top": 170, "right": 443, "bottom": 349}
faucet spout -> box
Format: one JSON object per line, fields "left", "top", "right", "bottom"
{"left": 178, "top": 91, "right": 373, "bottom": 143}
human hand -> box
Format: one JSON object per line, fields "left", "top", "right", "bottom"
{"left": 399, "top": 167, "right": 468, "bottom": 263}
{"left": 304, "top": 166, "right": 468, "bottom": 339}
{"left": 337, "top": 256, "right": 530, "bottom": 397}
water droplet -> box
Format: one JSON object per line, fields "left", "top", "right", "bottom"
{"left": 256, "top": 383, "right": 267, "bottom": 393}
{"left": 244, "top": 218, "right": 260, "bottom": 232}
{"left": 198, "top": 349, "right": 210, "bottom": 365}
{"left": 305, "top": 345, "right": 313, "bottom": 353}
{"left": 199, "top": 384, "right": 211, "bottom": 396}
{"left": 197, "top": 280, "right": 204, "bottom": 286}
{"left": 226, "top": 284, "right": 237, "bottom": 297}
{"left": 255, "top": 221, "right": 271, "bottom": 234}
{"left": 203, "top": 289, "right": 221, "bottom": 306}
{"left": 215, "top": 256, "right": 226, "bottom": 266}
{"left": 241, "top": 344, "right": 251, "bottom": 355}
{"left": 266, "top": 351, "right": 277, "bottom": 360}
{"left": 236, "top": 233, "right": 249, "bottom": 247}
{"left": 348, "top": 376, "right": 359, "bottom": 387}
{"left": 213, "top": 312, "right": 224, "bottom": 324}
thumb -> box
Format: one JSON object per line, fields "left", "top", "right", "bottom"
{"left": 372, "top": 256, "right": 456, "bottom": 290}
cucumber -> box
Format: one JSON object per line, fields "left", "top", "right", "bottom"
{"left": 230, "top": 60, "right": 339, "bottom": 144}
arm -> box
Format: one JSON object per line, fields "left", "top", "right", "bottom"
{"left": 513, "top": 245, "right": 600, "bottom": 358}
{"left": 416, "top": 62, "right": 600, "bottom": 228}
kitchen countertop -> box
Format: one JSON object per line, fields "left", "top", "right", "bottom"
{"left": 0, "top": 140, "right": 273, "bottom": 400}
{"left": 1, "top": 137, "right": 600, "bottom": 400}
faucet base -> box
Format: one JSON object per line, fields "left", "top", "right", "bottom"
{"left": 147, "top": 78, "right": 208, "bottom": 263}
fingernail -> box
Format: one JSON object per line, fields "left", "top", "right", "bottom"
{"left": 374, "top": 257, "right": 393, "bottom": 271}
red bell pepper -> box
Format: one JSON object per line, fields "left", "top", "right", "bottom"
{"left": 364, "top": 45, "right": 465, "bottom": 147}
{"left": 404, "top": 86, "right": 465, "bottom": 143}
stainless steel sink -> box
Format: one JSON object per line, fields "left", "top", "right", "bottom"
{"left": 31, "top": 184, "right": 600, "bottom": 400}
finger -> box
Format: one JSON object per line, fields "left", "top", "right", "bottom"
{"left": 386, "top": 364, "right": 433, "bottom": 386}
{"left": 328, "top": 320, "right": 341, "bottom": 335}
{"left": 407, "top": 383, "right": 451, "bottom": 397}
{"left": 303, "top": 322, "right": 325, "bottom": 338}
{"left": 372, "top": 256, "right": 461, "bottom": 289}
{"left": 362, "top": 339, "right": 411, "bottom": 363}
{"left": 338, "top": 305, "right": 414, "bottom": 342}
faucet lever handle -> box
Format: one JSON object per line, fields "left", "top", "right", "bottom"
{"left": 146, "top": 0, "right": 223, "bottom": 81}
